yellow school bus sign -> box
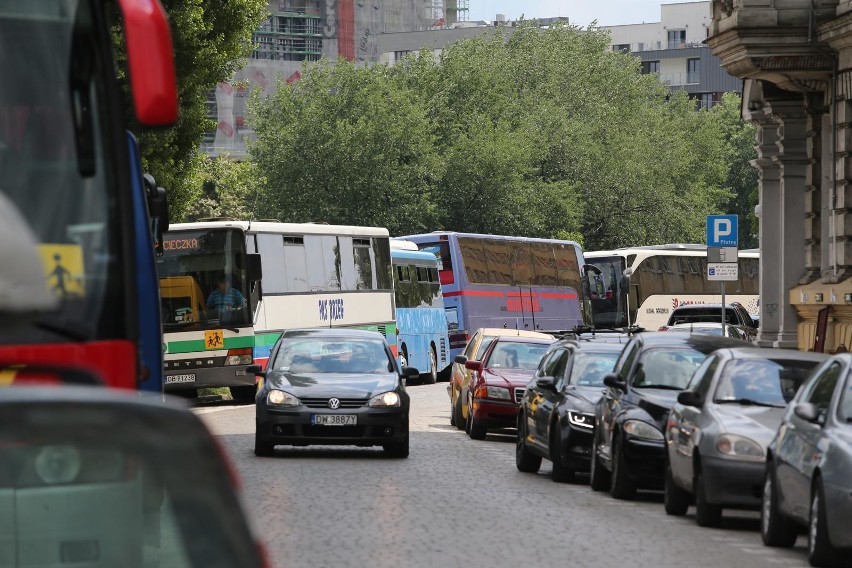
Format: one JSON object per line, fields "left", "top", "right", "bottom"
{"left": 38, "top": 244, "right": 85, "bottom": 299}
{"left": 204, "top": 330, "right": 224, "bottom": 350}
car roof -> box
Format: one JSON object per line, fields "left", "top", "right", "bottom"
{"left": 490, "top": 335, "right": 555, "bottom": 345}
{"left": 632, "top": 331, "right": 750, "bottom": 352}
{"left": 477, "top": 327, "right": 555, "bottom": 339}
{"left": 281, "top": 328, "right": 386, "bottom": 340}
{"left": 671, "top": 304, "right": 740, "bottom": 310}
{"left": 550, "top": 340, "right": 625, "bottom": 353}
{"left": 715, "top": 347, "right": 829, "bottom": 363}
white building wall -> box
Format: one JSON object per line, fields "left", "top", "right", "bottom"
{"left": 603, "top": 1, "right": 711, "bottom": 52}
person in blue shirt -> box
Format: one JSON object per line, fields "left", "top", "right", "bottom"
{"left": 207, "top": 275, "right": 246, "bottom": 311}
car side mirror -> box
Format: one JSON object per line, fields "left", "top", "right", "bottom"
{"left": 402, "top": 366, "right": 420, "bottom": 378}
{"left": 794, "top": 402, "right": 820, "bottom": 424}
{"left": 246, "top": 364, "right": 266, "bottom": 378}
{"left": 454, "top": 355, "right": 468, "bottom": 365}
{"left": 536, "top": 376, "right": 556, "bottom": 390}
{"left": 464, "top": 360, "right": 483, "bottom": 372}
{"left": 677, "top": 390, "right": 702, "bottom": 408}
{"left": 603, "top": 373, "right": 626, "bottom": 391}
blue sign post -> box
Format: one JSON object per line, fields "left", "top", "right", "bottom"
{"left": 706, "top": 214, "right": 739, "bottom": 247}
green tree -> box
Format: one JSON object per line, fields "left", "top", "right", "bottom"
{"left": 112, "top": 0, "right": 268, "bottom": 218}
{"left": 184, "top": 156, "right": 265, "bottom": 221}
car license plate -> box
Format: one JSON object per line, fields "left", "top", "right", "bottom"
{"left": 165, "top": 374, "right": 196, "bottom": 384}
{"left": 311, "top": 414, "right": 357, "bottom": 426}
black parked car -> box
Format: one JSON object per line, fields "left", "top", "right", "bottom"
{"left": 590, "top": 332, "right": 750, "bottom": 499}
{"left": 252, "top": 328, "right": 418, "bottom": 458}
{"left": 516, "top": 339, "right": 623, "bottom": 482}
{"left": 762, "top": 353, "right": 852, "bottom": 567}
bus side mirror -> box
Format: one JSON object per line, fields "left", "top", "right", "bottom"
{"left": 143, "top": 174, "right": 169, "bottom": 255}
{"left": 247, "top": 254, "right": 263, "bottom": 283}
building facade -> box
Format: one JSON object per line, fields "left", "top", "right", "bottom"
{"left": 603, "top": 1, "right": 742, "bottom": 108}
{"left": 706, "top": 0, "right": 852, "bottom": 352}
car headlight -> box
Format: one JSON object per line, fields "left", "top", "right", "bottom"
{"left": 567, "top": 411, "right": 594, "bottom": 430}
{"left": 484, "top": 386, "right": 511, "bottom": 400}
{"left": 369, "top": 391, "right": 401, "bottom": 407}
{"left": 623, "top": 420, "right": 664, "bottom": 441}
{"left": 716, "top": 434, "right": 764, "bottom": 460}
{"left": 267, "top": 389, "right": 299, "bottom": 407}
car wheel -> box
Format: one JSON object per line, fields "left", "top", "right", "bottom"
{"left": 761, "top": 463, "right": 797, "bottom": 548}
{"left": 589, "top": 434, "right": 611, "bottom": 492}
{"left": 695, "top": 472, "right": 722, "bottom": 528}
{"left": 550, "top": 423, "right": 573, "bottom": 483}
{"left": 808, "top": 477, "right": 844, "bottom": 567}
{"left": 254, "top": 434, "right": 274, "bottom": 457}
{"left": 453, "top": 389, "right": 466, "bottom": 431}
{"left": 516, "top": 413, "right": 542, "bottom": 473}
{"left": 664, "top": 462, "right": 690, "bottom": 516}
{"left": 467, "top": 397, "right": 486, "bottom": 440}
{"left": 383, "top": 433, "right": 410, "bottom": 458}
{"left": 231, "top": 384, "right": 257, "bottom": 404}
{"left": 609, "top": 435, "right": 636, "bottom": 500}
{"left": 421, "top": 347, "right": 438, "bottom": 385}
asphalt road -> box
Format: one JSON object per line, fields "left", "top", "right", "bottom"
{"left": 197, "top": 384, "right": 825, "bottom": 568}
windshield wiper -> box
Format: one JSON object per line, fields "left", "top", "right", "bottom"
{"left": 33, "top": 319, "right": 92, "bottom": 342}
{"left": 634, "top": 384, "right": 684, "bottom": 391}
{"left": 716, "top": 398, "right": 785, "bottom": 408}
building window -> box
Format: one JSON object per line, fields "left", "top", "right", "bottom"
{"left": 641, "top": 60, "right": 660, "bottom": 74}
{"left": 394, "top": 50, "right": 412, "bottom": 62}
{"left": 667, "top": 29, "right": 686, "bottom": 49}
{"left": 687, "top": 58, "right": 700, "bottom": 84}
{"left": 612, "top": 44, "right": 630, "bottom": 53}
{"left": 697, "top": 93, "right": 715, "bottom": 110}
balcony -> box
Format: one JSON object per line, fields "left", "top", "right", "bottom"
{"left": 611, "top": 37, "right": 708, "bottom": 53}
{"left": 659, "top": 71, "right": 701, "bottom": 86}
{"left": 706, "top": 0, "right": 839, "bottom": 91}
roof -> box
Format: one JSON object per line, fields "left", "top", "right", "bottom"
{"left": 550, "top": 339, "right": 626, "bottom": 353}
{"left": 632, "top": 331, "right": 750, "bottom": 352}
{"left": 719, "top": 347, "right": 829, "bottom": 363}
{"left": 490, "top": 335, "right": 556, "bottom": 345}
{"left": 390, "top": 249, "right": 439, "bottom": 264}
{"left": 390, "top": 239, "right": 419, "bottom": 251}
{"left": 281, "top": 328, "right": 387, "bottom": 340}
{"left": 477, "top": 327, "right": 555, "bottom": 340}
{"left": 168, "top": 220, "right": 389, "bottom": 238}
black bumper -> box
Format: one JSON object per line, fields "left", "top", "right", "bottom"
{"left": 557, "top": 427, "right": 595, "bottom": 472}
{"left": 164, "top": 365, "right": 254, "bottom": 392}
{"left": 623, "top": 437, "right": 666, "bottom": 488}
{"left": 700, "top": 455, "right": 764, "bottom": 507}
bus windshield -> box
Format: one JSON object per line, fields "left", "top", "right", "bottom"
{"left": 586, "top": 256, "right": 627, "bottom": 328}
{"left": 0, "top": 0, "right": 124, "bottom": 345}
{"left": 156, "top": 229, "right": 252, "bottom": 329}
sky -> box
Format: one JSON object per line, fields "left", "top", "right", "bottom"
{"left": 467, "top": 0, "right": 701, "bottom": 27}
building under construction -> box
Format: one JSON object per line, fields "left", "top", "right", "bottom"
{"left": 204, "top": 0, "right": 468, "bottom": 156}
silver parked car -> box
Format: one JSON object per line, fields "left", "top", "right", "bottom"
{"left": 664, "top": 347, "right": 827, "bottom": 527}
{"left": 762, "top": 353, "right": 852, "bottom": 567}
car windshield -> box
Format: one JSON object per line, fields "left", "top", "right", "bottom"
{"left": 568, "top": 352, "right": 620, "bottom": 387}
{"left": 633, "top": 348, "right": 707, "bottom": 389}
{"left": 713, "top": 359, "right": 817, "bottom": 407}
{"left": 272, "top": 337, "right": 394, "bottom": 374}
{"left": 486, "top": 341, "right": 551, "bottom": 370}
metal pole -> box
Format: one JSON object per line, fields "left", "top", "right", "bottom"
{"left": 721, "top": 282, "right": 726, "bottom": 330}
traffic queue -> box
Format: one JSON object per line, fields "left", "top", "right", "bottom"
{"left": 449, "top": 326, "right": 852, "bottom": 568}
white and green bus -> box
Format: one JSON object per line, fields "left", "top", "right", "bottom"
{"left": 157, "top": 221, "right": 398, "bottom": 400}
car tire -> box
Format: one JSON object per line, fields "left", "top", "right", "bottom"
{"left": 421, "top": 347, "right": 438, "bottom": 385}
{"left": 808, "top": 477, "right": 844, "bottom": 567}
{"left": 467, "top": 398, "right": 486, "bottom": 440}
{"left": 254, "top": 434, "right": 274, "bottom": 457}
{"left": 664, "top": 462, "right": 690, "bottom": 516}
{"left": 589, "top": 434, "right": 611, "bottom": 492}
{"left": 550, "top": 424, "right": 573, "bottom": 483}
{"left": 609, "top": 435, "right": 636, "bottom": 500}
{"left": 516, "top": 413, "right": 542, "bottom": 473}
{"left": 453, "top": 389, "right": 466, "bottom": 431}
{"left": 695, "top": 472, "right": 722, "bottom": 528}
{"left": 761, "top": 464, "right": 797, "bottom": 548}
{"left": 383, "top": 434, "right": 410, "bottom": 458}
{"left": 231, "top": 384, "right": 257, "bottom": 404}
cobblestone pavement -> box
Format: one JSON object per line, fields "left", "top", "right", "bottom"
{"left": 197, "top": 383, "right": 823, "bottom": 568}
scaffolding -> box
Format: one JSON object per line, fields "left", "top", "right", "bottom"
{"left": 445, "top": 0, "right": 469, "bottom": 24}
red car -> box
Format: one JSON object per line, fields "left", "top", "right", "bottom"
{"left": 464, "top": 335, "right": 554, "bottom": 440}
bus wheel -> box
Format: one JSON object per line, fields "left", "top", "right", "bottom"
{"left": 421, "top": 347, "right": 437, "bottom": 385}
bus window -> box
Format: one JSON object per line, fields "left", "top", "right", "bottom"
{"left": 512, "top": 244, "right": 533, "bottom": 286}
{"left": 372, "top": 237, "right": 392, "bottom": 291}
{"left": 353, "top": 238, "right": 372, "bottom": 291}
{"left": 445, "top": 307, "right": 459, "bottom": 331}
{"left": 459, "top": 237, "right": 489, "bottom": 284}
{"left": 428, "top": 267, "right": 439, "bottom": 283}
{"left": 419, "top": 242, "right": 453, "bottom": 285}
{"left": 483, "top": 239, "right": 512, "bottom": 285}
{"left": 554, "top": 246, "right": 581, "bottom": 291}
{"left": 416, "top": 266, "right": 429, "bottom": 283}
{"left": 397, "top": 265, "right": 410, "bottom": 282}
{"left": 530, "top": 242, "right": 558, "bottom": 286}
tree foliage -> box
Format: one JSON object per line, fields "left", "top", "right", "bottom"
{"left": 112, "top": 0, "right": 268, "bottom": 216}
{"left": 184, "top": 156, "right": 265, "bottom": 221}
{"left": 249, "top": 21, "right": 752, "bottom": 249}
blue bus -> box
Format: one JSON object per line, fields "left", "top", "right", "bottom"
{"left": 398, "top": 232, "right": 587, "bottom": 360}
{"left": 391, "top": 240, "right": 451, "bottom": 383}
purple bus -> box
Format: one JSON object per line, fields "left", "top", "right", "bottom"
{"left": 398, "top": 232, "right": 588, "bottom": 358}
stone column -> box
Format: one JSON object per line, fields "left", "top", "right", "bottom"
{"left": 748, "top": 108, "right": 782, "bottom": 347}
{"left": 768, "top": 97, "right": 810, "bottom": 349}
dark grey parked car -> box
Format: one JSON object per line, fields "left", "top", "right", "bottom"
{"left": 252, "top": 328, "right": 418, "bottom": 458}
{"left": 762, "top": 353, "right": 852, "bottom": 567}
{"left": 664, "top": 347, "right": 827, "bottom": 527}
